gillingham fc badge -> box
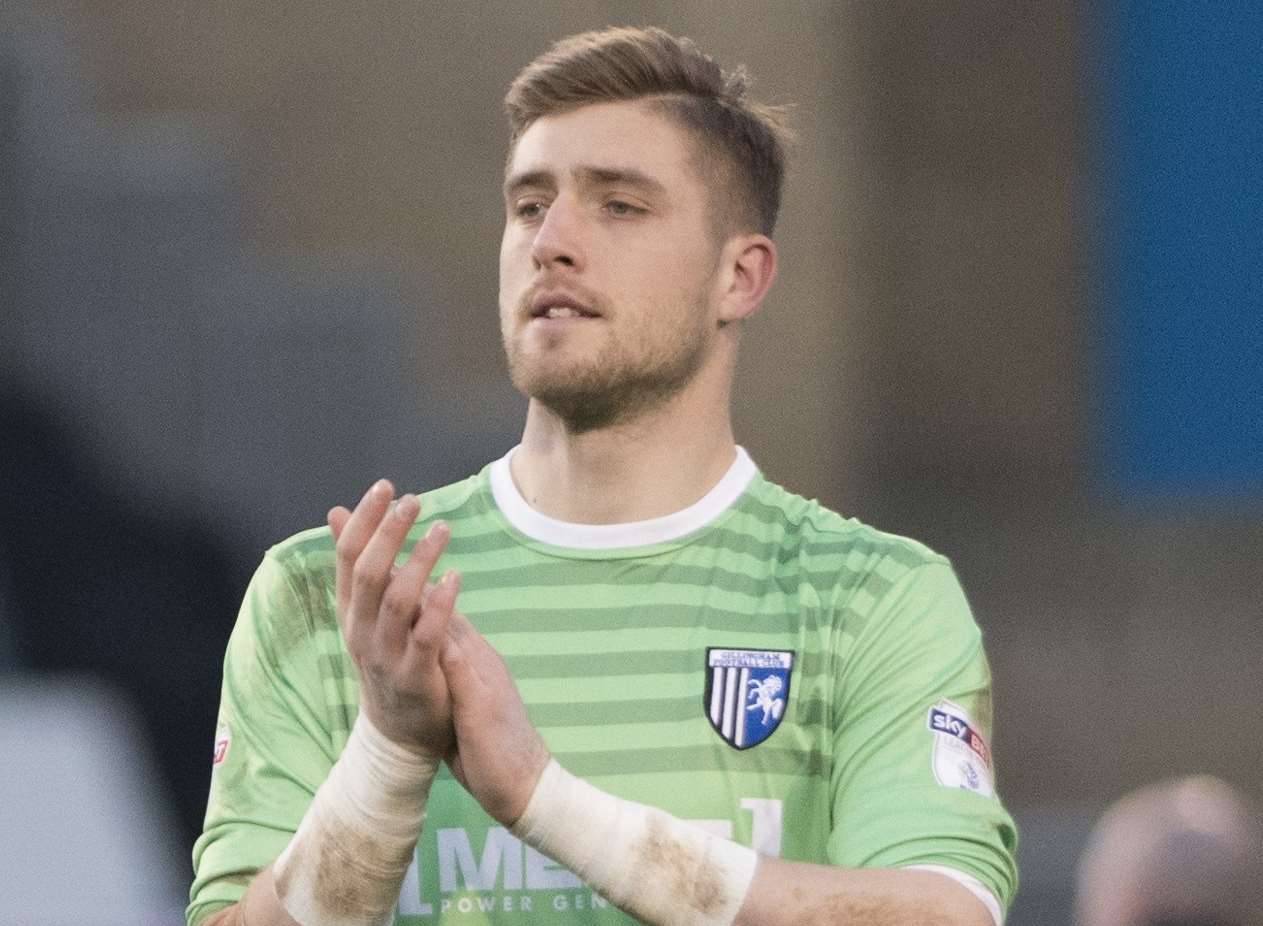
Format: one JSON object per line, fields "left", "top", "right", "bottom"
{"left": 704, "top": 647, "right": 794, "bottom": 749}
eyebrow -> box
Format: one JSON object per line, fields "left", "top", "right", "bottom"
{"left": 503, "top": 165, "right": 668, "bottom": 201}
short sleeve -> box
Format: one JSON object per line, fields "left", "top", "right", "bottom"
{"left": 827, "top": 561, "right": 1019, "bottom": 912}
{"left": 186, "top": 551, "right": 340, "bottom": 926}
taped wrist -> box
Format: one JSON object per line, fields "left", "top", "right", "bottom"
{"left": 511, "top": 759, "right": 758, "bottom": 926}
{"left": 273, "top": 713, "right": 439, "bottom": 926}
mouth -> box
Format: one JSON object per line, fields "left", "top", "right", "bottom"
{"left": 528, "top": 291, "right": 601, "bottom": 322}
{"left": 534, "top": 306, "right": 597, "bottom": 320}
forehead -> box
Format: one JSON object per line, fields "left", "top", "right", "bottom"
{"left": 507, "top": 100, "right": 704, "bottom": 197}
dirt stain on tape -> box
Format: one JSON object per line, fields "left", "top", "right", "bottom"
{"left": 636, "top": 813, "right": 726, "bottom": 918}
{"left": 277, "top": 815, "right": 415, "bottom": 922}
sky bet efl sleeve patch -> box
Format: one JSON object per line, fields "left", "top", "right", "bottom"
{"left": 927, "top": 700, "right": 994, "bottom": 797}
{"left": 212, "top": 724, "right": 232, "bottom": 768}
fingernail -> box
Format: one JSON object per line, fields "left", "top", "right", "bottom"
{"left": 395, "top": 494, "right": 419, "bottom": 521}
{"left": 372, "top": 479, "right": 391, "bottom": 498}
{"left": 427, "top": 521, "right": 450, "bottom": 543}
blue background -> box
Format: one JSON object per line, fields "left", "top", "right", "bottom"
{"left": 1101, "top": 2, "right": 1263, "bottom": 498}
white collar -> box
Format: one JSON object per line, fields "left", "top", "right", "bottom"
{"left": 489, "top": 446, "right": 758, "bottom": 549}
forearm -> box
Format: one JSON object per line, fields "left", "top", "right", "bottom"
{"left": 204, "top": 713, "right": 436, "bottom": 926}
{"left": 735, "top": 857, "right": 994, "bottom": 926}
{"left": 512, "top": 759, "right": 993, "bottom": 926}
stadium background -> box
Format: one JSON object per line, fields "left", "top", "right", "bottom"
{"left": 2, "top": 2, "right": 1259, "bottom": 923}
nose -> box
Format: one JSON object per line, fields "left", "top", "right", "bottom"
{"left": 530, "top": 195, "right": 583, "bottom": 271}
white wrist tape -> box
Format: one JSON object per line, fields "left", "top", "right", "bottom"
{"left": 511, "top": 759, "right": 759, "bottom": 926}
{"left": 273, "top": 713, "right": 439, "bottom": 926}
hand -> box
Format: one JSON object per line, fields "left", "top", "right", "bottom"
{"left": 440, "top": 613, "right": 552, "bottom": 825}
{"left": 327, "top": 480, "right": 460, "bottom": 755}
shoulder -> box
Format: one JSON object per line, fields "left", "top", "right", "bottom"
{"left": 237, "top": 471, "right": 490, "bottom": 655}
{"left": 740, "top": 475, "right": 950, "bottom": 577}
{"left": 419, "top": 470, "right": 490, "bottom": 523}
{"left": 265, "top": 524, "right": 334, "bottom": 568}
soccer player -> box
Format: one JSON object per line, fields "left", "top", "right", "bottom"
{"left": 189, "top": 26, "right": 1017, "bottom": 926}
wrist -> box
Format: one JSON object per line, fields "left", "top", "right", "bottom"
{"left": 497, "top": 740, "right": 553, "bottom": 827}
{"left": 359, "top": 697, "right": 450, "bottom": 760}
{"left": 511, "top": 759, "right": 758, "bottom": 926}
{"left": 348, "top": 709, "right": 442, "bottom": 804}
{"left": 273, "top": 712, "right": 440, "bottom": 926}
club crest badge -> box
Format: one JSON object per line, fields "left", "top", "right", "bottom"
{"left": 705, "top": 648, "right": 794, "bottom": 749}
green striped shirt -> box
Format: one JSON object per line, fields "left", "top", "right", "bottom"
{"left": 189, "top": 449, "right": 1018, "bottom": 924}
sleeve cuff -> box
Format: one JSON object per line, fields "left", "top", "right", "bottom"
{"left": 904, "top": 864, "right": 1003, "bottom": 926}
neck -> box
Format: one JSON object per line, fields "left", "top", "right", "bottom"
{"left": 511, "top": 371, "right": 738, "bottom": 524}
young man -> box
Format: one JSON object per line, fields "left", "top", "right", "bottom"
{"left": 189, "top": 26, "right": 1017, "bottom": 926}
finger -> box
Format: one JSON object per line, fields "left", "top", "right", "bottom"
{"left": 439, "top": 611, "right": 492, "bottom": 699}
{"left": 327, "top": 506, "right": 352, "bottom": 543}
{"left": 439, "top": 628, "right": 475, "bottom": 705}
{"left": 411, "top": 569, "right": 460, "bottom": 650}
{"left": 443, "top": 614, "right": 530, "bottom": 721}
{"left": 445, "top": 610, "right": 479, "bottom": 647}
{"left": 377, "top": 521, "right": 451, "bottom": 655}
{"left": 334, "top": 479, "right": 394, "bottom": 620}
{"left": 346, "top": 489, "right": 418, "bottom": 639}
{"left": 395, "top": 568, "right": 461, "bottom": 689}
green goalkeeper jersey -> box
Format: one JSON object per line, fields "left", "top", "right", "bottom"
{"left": 189, "top": 449, "right": 1018, "bottom": 925}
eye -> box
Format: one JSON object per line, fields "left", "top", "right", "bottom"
{"left": 514, "top": 199, "right": 547, "bottom": 220}
{"left": 604, "top": 199, "right": 645, "bottom": 217}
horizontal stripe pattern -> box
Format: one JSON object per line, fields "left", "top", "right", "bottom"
{"left": 272, "top": 466, "right": 940, "bottom": 779}
{"left": 195, "top": 463, "right": 1024, "bottom": 926}
{"left": 432, "top": 744, "right": 824, "bottom": 780}
{"left": 525, "top": 692, "right": 828, "bottom": 729}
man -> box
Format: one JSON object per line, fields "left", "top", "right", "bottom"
{"left": 1075, "top": 775, "right": 1263, "bottom": 926}
{"left": 189, "top": 26, "right": 1017, "bottom": 926}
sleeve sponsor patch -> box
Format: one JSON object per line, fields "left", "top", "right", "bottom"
{"left": 212, "top": 725, "right": 232, "bottom": 768}
{"left": 927, "top": 700, "right": 994, "bottom": 797}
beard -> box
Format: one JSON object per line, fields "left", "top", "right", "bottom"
{"left": 504, "top": 297, "right": 711, "bottom": 435}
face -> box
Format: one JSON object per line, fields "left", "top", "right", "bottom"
{"left": 498, "top": 100, "right": 725, "bottom": 433}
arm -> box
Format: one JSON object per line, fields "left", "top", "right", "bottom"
{"left": 200, "top": 868, "right": 293, "bottom": 926}
{"left": 737, "top": 859, "right": 991, "bottom": 925}
{"left": 193, "top": 482, "right": 459, "bottom": 926}
{"left": 438, "top": 613, "right": 995, "bottom": 926}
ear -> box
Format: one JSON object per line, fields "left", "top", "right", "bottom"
{"left": 715, "top": 233, "right": 778, "bottom": 324}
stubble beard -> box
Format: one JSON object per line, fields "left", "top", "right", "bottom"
{"left": 505, "top": 299, "right": 711, "bottom": 436}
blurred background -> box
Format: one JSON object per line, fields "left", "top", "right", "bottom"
{"left": 1, "top": 2, "right": 1259, "bottom": 923}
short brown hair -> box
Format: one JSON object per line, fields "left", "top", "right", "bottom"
{"left": 504, "top": 26, "right": 791, "bottom": 237}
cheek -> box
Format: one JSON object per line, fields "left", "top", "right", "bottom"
{"left": 610, "top": 241, "right": 697, "bottom": 300}
{"left": 498, "top": 237, "right": 526, "bottom": 307}
{"left": 640, "top": 245, "right": 716, "bottom": 310}
{"left": 652, "top": 235, "right": 713, "bottom": 282}
{"left": 498, "top": 232, "right": 515, "bottom": 283}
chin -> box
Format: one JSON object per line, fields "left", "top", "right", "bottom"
{"left": 505, "top": 328, "right": 707, "bottom": 434}
{"left": 512, "top": 366, "right": 615, "bottom": 431}
{"left": 525, "top": 371, "right": 696, "bottom": 437}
